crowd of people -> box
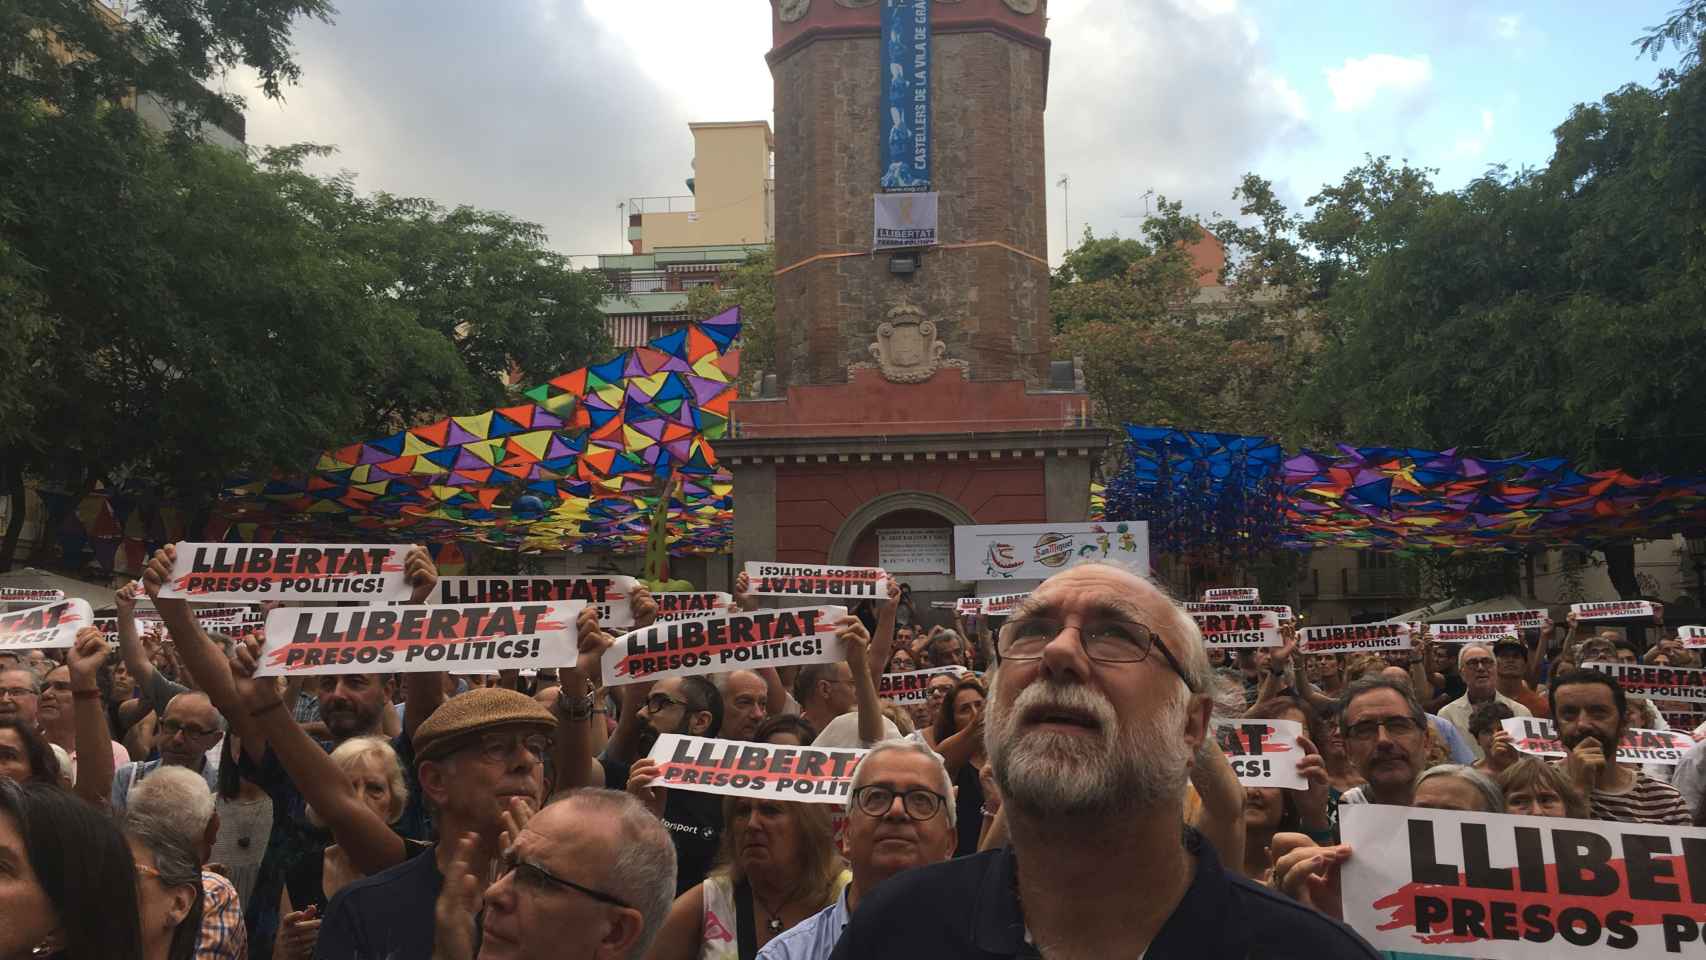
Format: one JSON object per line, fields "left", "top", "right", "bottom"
{"left": 2, "top": 548, "right": 1705, "bottom": 959}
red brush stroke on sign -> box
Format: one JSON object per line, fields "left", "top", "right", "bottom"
{"left": 1370, "top": 856, "right": 1695, "bottom": 946}
{"left": 613, "top": 624, "right": 836, "bottom": 677}
{"left": 264, "top": 621, "right": 560, "bottom": 669}
{"left": 657, "top": 761, "right": 844, "bottom": 784}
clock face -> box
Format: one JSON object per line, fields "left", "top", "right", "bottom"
{"left": 779, "top": 0, "right": 811, "bottom": 22}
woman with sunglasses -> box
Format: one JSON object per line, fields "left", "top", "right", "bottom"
{"left": 645, "top": 794, "right": 848, "bottom": 960}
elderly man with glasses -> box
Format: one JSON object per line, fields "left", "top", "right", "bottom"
{"left": 756, "top": 740, "right": 957, "bottom": 960}
{"left": 831, "top": 561, "right": 1379, "bottom": 959}
{"left": 1438, "top": 642, "right": 1531, "bottom": 762}
{"left": 111, "top": 690, "right": 227, "bottom": 813}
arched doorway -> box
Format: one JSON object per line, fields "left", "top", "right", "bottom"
{"left": 827, "top": 491, "right": 974, "bottom": 597}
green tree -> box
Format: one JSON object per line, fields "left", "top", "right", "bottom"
{"left": 1053, "top": 226, "right": 1149, "bottom": 286}
{"left": 684, "top": 248, "right": 775, "bottom": 396}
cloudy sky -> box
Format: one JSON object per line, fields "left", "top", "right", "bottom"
{"left": 227, "top": 0, "right": 1685, "bottom": 266}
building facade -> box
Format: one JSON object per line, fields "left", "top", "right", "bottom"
{"left": 627, "top": 121, "right": 774, "bottom": 254}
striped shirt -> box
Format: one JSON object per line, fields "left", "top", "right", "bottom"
{"left": 1589, "top": 772, "right": 1692, "bottom": 825}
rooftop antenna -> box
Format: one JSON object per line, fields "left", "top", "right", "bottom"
{"left": 1055, "top": 174, "right": 1070, "bottom": 244}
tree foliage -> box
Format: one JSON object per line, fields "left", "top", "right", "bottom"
{"left": 684, "top": 248, "right": 775, "bottom": 397}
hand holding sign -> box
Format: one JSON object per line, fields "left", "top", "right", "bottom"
{"left": 230, "top": 635, "right": 283, "bottom": 714}
{"left": 732, "top": 570, "right": 754, "bottom": 611}
{"left": 65, "top": 627, "right": 107, "bottom": 691}
{"left": 839, "top": 615, "right": 871, "bottom": 671}
{"left": 1271, "top": 833, "right": 1351, "bottom": 920}
{"left": 403, "top": 546, "right": 437, "bottom": 603}
{"left": 630, "top": 583, "right": 659, "bottom": 628}
{"left": 115, "top": 580, "right": 142, "bottom": 618}
{"left": 625, "top": 757, "right": 667, "bottom": 819}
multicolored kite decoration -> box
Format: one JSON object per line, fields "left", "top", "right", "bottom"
{"left": 214, "top": 308, "right": 742, "bottom": 555}
{"left": 1100, "top": 424, "right": 1706, "bottom": 554}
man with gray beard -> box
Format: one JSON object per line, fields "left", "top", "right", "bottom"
{"left": 829, "top": 562, "right": 1378, "bottom": 959}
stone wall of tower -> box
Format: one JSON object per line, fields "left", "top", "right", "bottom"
{"left": 768, "top": 1, "right": 1052, "bottom": 389}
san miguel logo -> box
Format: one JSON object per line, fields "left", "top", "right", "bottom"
{"left": 160, "top": 543, "right": 413, "bottom": 602}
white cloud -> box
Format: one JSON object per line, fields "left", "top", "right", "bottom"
{"left": 1494, "top": 14, "right": 1520, "bottom": 39}
{"left": 1454, "top": 109, "right": 1496, "bottom": 158}
{"left": 1482, "top": 109, "right": 1495, "bottom": 133}
{"left": 1325, "top": 54, "right": 1433, "bottom": 112}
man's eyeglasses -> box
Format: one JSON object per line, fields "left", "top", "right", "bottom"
{"left": 644, "top": 693, "right": 688, "bottom": 714}
{"left": 159, "top": 718, "right": 219, "bottom": 740}
{"left": 498, "top": 849, "right": 631, "bottom": 908}
{"left": 475, "top": 732, "right": 553, "bottom": 765}
{"left": 852, "top": 785, "right": 946, "bottom": 822}
{"left": 1461, "top": 659, "right": 1495, "bottom": 672}
{"left": 996, "top": 618, "right": 1189, "bottom": 685}
{"left": 1345, "top": 716, "right": 1423, "bottom": 742}
{"left": 0, "top": 687, "right": 36, "bottom": 700}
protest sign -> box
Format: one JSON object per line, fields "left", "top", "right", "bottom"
{"left": 1342, "top": 803, "right": 1706, "bottom": 959}
{"left": 955, "top": 597, "right": 983, "bottom": 617}
{"left": 1571, "top": 600, "right": 1659, "bottom": 621}
{"left": 1500, "top": 717, "right": 1692, "bottom": 765}
{"left": 1298, "top": 621, "right": 1415, "bottom": 656}
{"left": 0, "top": 587, "right": 65, "bottom": 605}
{"left": 878, "top": 666, "right": 967, "bottom": 706}
{"left": 652, "top": 591, "right": 734, "bottom": 623}
{"left": 158, "top": 543, "right": 415, "bottom": 603}
{"left": 1204, "top": 587, "right": 1260, "bottom": 603}
{"left": 646, "top": 734, "right": 866, "bottom": 805}
{"left": 1186, "top": 602, "right": 1294, "bottom": 622}
{"left": 1582, "top": 660, "right": 1706, "bottom": 703}
{"left": 1212, "top": 717, "right": 1306, "bottom": 789}
{"left": 437, "top": 576, "right": 637, "bottom": 629}
{"left": 1468, "top": 609, "right": 1549, "bottom": 630}
{"left": 952, "top": 521, "right": 1148, "bottom": 582}
{"left": 744, "top": 562, "right": 889, "bottom": 601}
{"left": 256, "top": 600, "right": 582, "bottom": 677}
{"left": 1679, "top": 625, "right": 1706, "bottom": 648}
{"left": 602, "top": 606, "right": 848, "bottom": 686}
{"left": 1430, "top": 623, "right": 1518, "bottom": 644}
{"left": 980, "top": 592, "right": 1029, "bottom": 617}
{"left": 0, "top": 599, "right": 93, "bottom": 650}
{"left": 1190, "top": 610, "right": 1283, "bottom": 649}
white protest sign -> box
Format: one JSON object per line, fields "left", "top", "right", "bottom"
{"left": 1678, "top": 625, "right": 1706, "bottom": 649}
{"left": 1187, "top": 602, "right": 1294, "bottom": 622}
{"left": 955, "top": 597, "right": 983, "bottom": 617}
{"left": 0, "top": 599, "right": 94, "bottom": 650}
{"left": 980, "top": 592, "right": 1029, "bottom": 617}
{"left": 1571, "top": 600, "right": 1659, "bottom": 621}
{"left": 1582, "top": 660, "right": 1706, "bottom": 703}
{"left": 1190, "top": 610, "right": 1283, "bottom": 649}
{"left": 1204, "top": 587, "right": 1260, "bottom": 603}
{"left": 647, "top": 734, "right": 866, "bottom": 805}
{"left": 1468, "top": 609, "right": 1549, "bottom": 630}
{"left": 437, "top": 575, "right": 637, "bottom": 629}
{"left": 0, "top": 587, "right": 66, "bottom": 605}
{"left": 744, "top": 562, "right": 890, "bottom": 601}
{"left": 1213, "top": 717, "right": 1307, "bottom": 789}
{"left": 1429, "top": 623, "right": 1518, "bottom": 644}
{"left": 602, "top": 606, "right": 848, "bottom": 686}
{"left": 158, "top": 543, "right": 415, "bottom": 603}
{"left": 952, "top": 521, "right": 1149, "bottom": 581}
{"left": 1500, "top": 717, "right": 1693, "bottom": 765}
{"left": 878, "top": 666, "right": 967, "bottom": 706}
{"left": 652, "top": 591, "right": 734, "bottom": 623}
{"left": 1298, "top": 621, "right": 1415, "bottom": 656}
{"left": 256, "top": 601, "right": 582, "bottom": 677}
{"left": 1342, "top": 803, "right": 1706, "bottom": 959}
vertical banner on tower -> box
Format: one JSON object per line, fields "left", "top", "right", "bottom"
{"left": 879, "top": 0, "right": 930, "bottom": 192}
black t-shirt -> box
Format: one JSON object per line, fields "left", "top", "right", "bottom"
{"left": 829, "top": 828, "right": 1380, "bottom": 959}
{"left": 952, "top": 761, "right": 983, "bottom": 857}
{"left": 602, "top": 755, "right": 724, "bottom": 894}
{"left": 314, "top": 844, "right": 475, "bottom": 960}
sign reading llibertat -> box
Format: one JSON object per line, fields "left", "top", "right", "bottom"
{"left": 879, "top": 0, "right": 930, "bottom": 192}
{"left": 953, "top": 522, "right": 1149, "bottom": 581}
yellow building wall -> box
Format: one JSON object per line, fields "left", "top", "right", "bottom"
{"left": 640, "top": 122, "right": 773, "bottom": 250}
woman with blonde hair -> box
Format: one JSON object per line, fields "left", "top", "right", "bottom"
{"left": 645, "top": 796, "right": 848, "bottom": 959}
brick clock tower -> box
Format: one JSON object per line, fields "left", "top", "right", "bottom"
{"left": 722, "top": 0, "right": 1105, "bottom": 601}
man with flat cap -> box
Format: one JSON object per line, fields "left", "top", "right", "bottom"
{"left": 315, "top": 687, "right": 558, "bottom": 960}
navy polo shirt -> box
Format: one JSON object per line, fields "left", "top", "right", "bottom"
{"left": 829, "top": 828, "right": 1379, "bottom": 959}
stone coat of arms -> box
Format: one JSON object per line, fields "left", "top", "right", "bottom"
{"left": 869, "top": 304, "right": 946, "bottom": 383}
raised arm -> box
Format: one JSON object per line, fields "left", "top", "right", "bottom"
{"left": 141, "top": 545, "right": 268, "bottom": 761}
{"left": 113, "top": 581, "right": 157, "bottom": 690}
{"left": 66, "top": 628, "right": 115, "bottom": 808}
{"left": 867, "top": 579, "right": 899, "bottom": 690}
{"left": 549, "top": 606, "right": 614, "bottom": 792}
{"left": 398, "top": 547, "right": 445, "bottom": 740}
{"left": 601, "top": 585, "right": 659, "bottom": 768}
{"left": 231, "top": 636, "right": 408, "bottom": 875}
{"left": 839, "top": 616, "right": 883, "bottom": 746}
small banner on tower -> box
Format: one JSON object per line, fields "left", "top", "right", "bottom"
{"left": 1342, "top": 804, "right": 1706, "bottom": 959}
{"left": 158, "top": 543, "right": 415, "bottom": 603}
{"left": 436, "top": 576, "right": 637, "bottom": 629}
{"left": 879, "top": 0, "right": 930, "bottom": 192}
{"left": 256, "top": 601, "right": 582, "bottom": 676}
{"left": 645, "top": 734, "right": 867, "bottom": 805}
{"left": 0, "top": 599, "right": 93, "bottom": 650}
{"left": 873, "top": 192, "right": 939, "bottom": 250}
{"left": 601, "top": 606, "right": 848, "bottom": 686}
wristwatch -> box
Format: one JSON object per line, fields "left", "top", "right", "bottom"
{"left": 562, "top": 689, "right": 596, "bottom": 722}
